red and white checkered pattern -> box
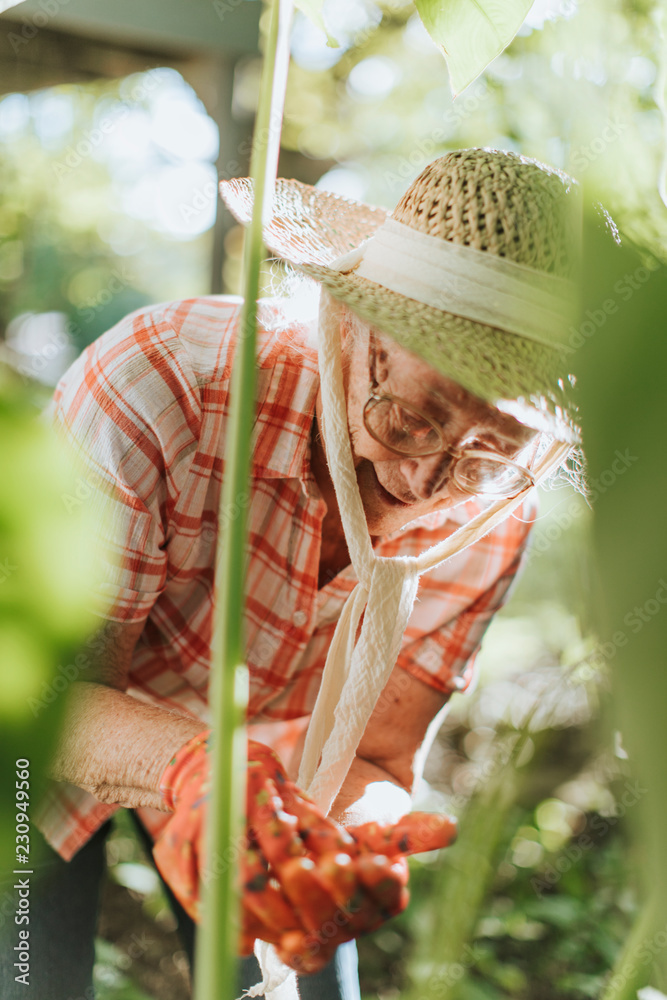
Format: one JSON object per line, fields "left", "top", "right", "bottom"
{"left": 35, "top": 296, "right": 535, "bottom": 860}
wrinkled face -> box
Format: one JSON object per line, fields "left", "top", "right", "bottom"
{"left": 326, "top": 311, "right": 538, "bottom": 536}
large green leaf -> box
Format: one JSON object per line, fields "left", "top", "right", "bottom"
{"left": 0, "top": 379, "right": 100, "bottom": 875}
{"left": 576, "top": 213, "right": 667, "bottom": 998}
{"left": 414, "top": 0, "right": 532, "bottom": 95}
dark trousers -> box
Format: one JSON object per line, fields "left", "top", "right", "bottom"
{"left": 0, "top": 815, "right": 360, "bottom": 1000}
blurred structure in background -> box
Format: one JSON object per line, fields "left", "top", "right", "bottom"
{"left": 0, "top": 0, "right": 262, "bottom": 390}
{"left": 1, "top": 0, "right": 664, "bottom": 391}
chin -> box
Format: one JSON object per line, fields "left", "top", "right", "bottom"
{"left": 358, "top": 461, "right": 460, "bottom": 535}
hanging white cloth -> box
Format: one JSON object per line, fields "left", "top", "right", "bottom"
{"left": 247, "top": 291, "right": 570, "bottom": 999}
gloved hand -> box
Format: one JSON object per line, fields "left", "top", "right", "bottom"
{"left": 152, "top": 729, "right": 457, "bottom": 973}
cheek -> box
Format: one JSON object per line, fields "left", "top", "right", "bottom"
{"left": 347, "top": 410, "right": 397, "bottom": 464}
{"left": 372, "top": 457, "right": 404, "bottom": 479}
{"left": 357, "top": 437, "right": 402, "bottom": 466}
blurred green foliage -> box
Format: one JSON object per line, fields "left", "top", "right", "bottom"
{"left": 0, "top": 72, "right": 216, "bottom": 356}
{"left": 282, "top": 0, "right": 665, "bottom": 256}
{"left": 299, "top": 0, "right": 535, "bottom": 95}
{"left": 576, "top": 212, "right": 667, "bottom": 998}
{"left": 0, "top": 369, "right": 101, "bottom": 872}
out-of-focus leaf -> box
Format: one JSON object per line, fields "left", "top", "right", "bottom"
{"left": 414, "top": 0, "right": 532, "bottom": 95}
{"left": 0, "top": 374, "right": 101, "bottom": 874}
{"left": 525, "top": 895, "right": 586, "bottom": 929}
{"left": 452, "top": 979, "right": 505, "bottom": 1000}
{"left": 405, "top": 736, "right": 523, "bottom": 1000}
{"left": 557, "top": 973, "right": 607, "bottom": 998}
{"left": 0, "top": 411, "right": 98, "bottom": 637}
{"left": 93, "top": 939, "right": 155, "bottom": 1000}
{"left": 0, "top": 627, "right": 53, "bottom": 715}
{"left": 576, "top": 209, "right": 667, "bottom": 997}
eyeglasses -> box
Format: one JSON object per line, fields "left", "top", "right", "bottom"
{"left": 362, "top": 334, "right": 535, "bottom": 498}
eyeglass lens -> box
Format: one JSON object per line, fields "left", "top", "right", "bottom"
{"left": 364, "top": 398, "right": 530, "bottom": 496}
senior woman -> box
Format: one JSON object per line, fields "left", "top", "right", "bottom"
{"left": 0, "top": 148, "right": 581, "bottom": 1000}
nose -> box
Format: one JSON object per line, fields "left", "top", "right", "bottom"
{"left": 399, "top": 451, "right": 455, "bottom": 501}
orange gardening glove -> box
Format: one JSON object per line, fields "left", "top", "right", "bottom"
{"left": 152, "top": 730, "right": 457, "bottom": 974}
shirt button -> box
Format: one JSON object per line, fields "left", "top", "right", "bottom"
{"left": 292, "top": 610, "right": 308, "bottom": 627}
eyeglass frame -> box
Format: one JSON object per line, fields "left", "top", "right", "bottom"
{"left": 362, "top": 332, "right": 536, "bottom": 498}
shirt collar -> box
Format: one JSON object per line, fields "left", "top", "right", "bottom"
{"left": 250, "top": 325, "right": 320, "bottom": 497}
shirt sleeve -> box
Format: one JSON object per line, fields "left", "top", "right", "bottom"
{"left": 395, "top": 498, "right": 536, "bottom": 696}
{"left": 48, "top": 304, "right": 205, "bottom": 622}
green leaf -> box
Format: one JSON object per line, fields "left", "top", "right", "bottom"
{"left": 294, "top": 0, "right": 339, "bottom": 47}
{"left": 0, "top": 381, "right": 101, "bottom": 874}
{"left": 414, "top": 0, "right": 532, "bottom": 95}
{"left": 525, "top": 895, "right": 586, "bottom": 929}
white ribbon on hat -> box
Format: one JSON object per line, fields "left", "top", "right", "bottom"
{"left": 248, "top": 234, "right": 573, "bottom": 1000}
{"left": 331, "top": 218, "right": 578, "bottom": 349}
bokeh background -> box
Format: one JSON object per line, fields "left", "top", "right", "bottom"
{"left": 1, "top": 0, "right": 665, "bottom": 997}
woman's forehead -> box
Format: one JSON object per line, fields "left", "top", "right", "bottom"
{"left": 379, "top": 332, "right": 537, "bottom": 446}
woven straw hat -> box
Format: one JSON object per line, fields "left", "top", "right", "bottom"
{"left": 220, "top": 147, "right": 581, "bottom": 444}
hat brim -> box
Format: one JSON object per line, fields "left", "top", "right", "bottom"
{"left": 220, "top": 177, "right": 580, "bottom": 444}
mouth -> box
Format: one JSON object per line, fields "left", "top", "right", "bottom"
{"left": 370, "top": 466, "right": 412, "bottom": 508}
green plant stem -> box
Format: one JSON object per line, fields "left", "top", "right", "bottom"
{"left": 404, "top": 732, "right": 532, "bottom": 1000}
{"left": 598, "top": 891, "right": 661, "bottom": 1000}
{"left": 192, "top": 1, "right": 294, "bottom": 998}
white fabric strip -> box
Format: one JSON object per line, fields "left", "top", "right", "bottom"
{"left": 252, "top": 291, "right": 571, "bottom": 998}
{"left": 298, "top": 293, "right": 571, "bottom": 815}
{"left": 343, "top": 218, "right": 577, "bottom": 349}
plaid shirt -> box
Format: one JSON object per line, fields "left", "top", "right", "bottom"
{"left": 35, "top": 296, "right": 535, "bottom": 860}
